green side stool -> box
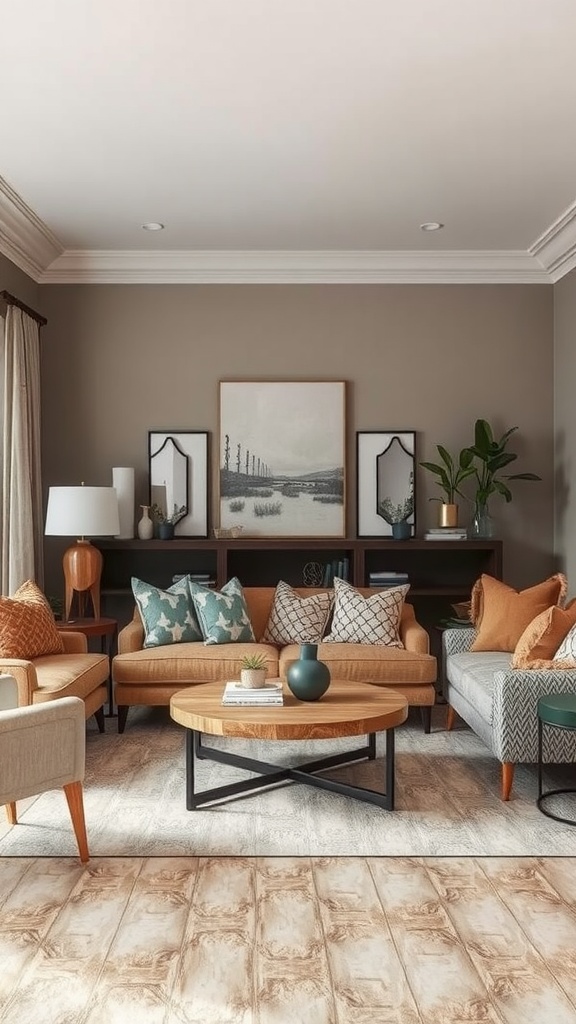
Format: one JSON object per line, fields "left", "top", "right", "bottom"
{"left": 537, "top": 693, "right": 576, "bottom": 826}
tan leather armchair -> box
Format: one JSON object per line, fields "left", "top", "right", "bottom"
{"left": 0, "top": 630, "right": 109, "bottom": 729}
{"left": 0, "top": 675, "right": 89, "bottom": 862}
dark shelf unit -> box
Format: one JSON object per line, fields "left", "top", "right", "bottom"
{"left": 95, "top": 536, "right": 502, "bottom": 626}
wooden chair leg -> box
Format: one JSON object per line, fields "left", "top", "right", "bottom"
{"left": 420, "top": 706, "right": 431, "bottom": 734}
{"left": 5, "top": 802, "right": 17, "bottom": 825}
{"left": 501, "top": 762, "right": 515, "bottom": 801}
{"left": 63, "top": 781, "right": 89, "bottom": 863}
{"left": 446, "top": 705, "right": 456, "bottom": 731}
{"left": 94, "top": 706, "right": 105, "bottom": 733}
{"left": 117, "top": 705, "right": 129, "bottom": 733}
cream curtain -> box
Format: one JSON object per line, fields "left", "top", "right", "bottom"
{"left": 0, "top": 305, "right": 44, "bottom": 594}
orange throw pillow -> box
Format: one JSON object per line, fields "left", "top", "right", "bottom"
{"left": 470, "top": 573, "right": 568, "bottom": 653}
{"left": 512, "top": 600, "right": 576, "bottom": 668}
{"left": 0, "top": 580, "right": 64, "bottom": 659}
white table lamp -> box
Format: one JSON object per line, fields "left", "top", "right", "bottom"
{"left": 45, "top": 484, "right": 120, "bottom": 620}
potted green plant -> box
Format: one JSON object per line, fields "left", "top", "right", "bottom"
{"left": 464, "top": 418, "right": 541, "bottom": 536}
{"left": 151, "top": 502, "right": 187, "bottom": 540}
{"left": 419, "top": 445, "right": 475, "bottom": 527}
{"left": 240, "top": 653, "right": 267, "bottom": 689}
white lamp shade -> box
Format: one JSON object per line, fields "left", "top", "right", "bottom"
{"left": 45, "top": 486, "right": 120, "bottom": 537}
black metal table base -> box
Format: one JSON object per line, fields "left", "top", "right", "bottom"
{"left": 185, "top": 729, "right": 396, "bottom": 810}
{"left": 537, "top": 717, "right": 576, "bottom": 827}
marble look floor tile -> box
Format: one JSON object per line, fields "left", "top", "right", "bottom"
{"left": 2, "top": 856, "right": 576, "bottom": 1024}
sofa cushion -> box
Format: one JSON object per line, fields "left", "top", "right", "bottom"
{"left": 262, "top": 581, "right": 332, "bottom": 644}
{"left": 470, "top": 574, "right": 567, "bottom": 653}
{"left": 189, "top": 577, "right": 255, "bottom": 645}
{"left": 512, "top": 602, "right": 576, "bottom": 668}
{"left": 323, "top": 578, "right": 409, "bottom": 646}
{"left": 31, "top": 653, "right": 110, "bottom": 701}
{"left": 0, "top": 580, "right": 64, "bottom": 659}
{"left": 279, "top": 642, "right": 437, "bottom": 686}
{"left": 132, "top": 576, "right": 202, "bottom": 648}
{"left": 446, "top": 651, "right": 513, "bottom": 724}
{"left": 554, "top": 620, "right": 576, "bottom": 664}
{"left": 113, "top": 642, "right": 279, "bottom": 685}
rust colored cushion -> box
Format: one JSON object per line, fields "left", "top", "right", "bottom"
{"left": 511, "top": 600, "right": 576, "bottom": 668}
{"left": 470, "top": 573, "right": 568, "bottom": 653}
{"left": 0, "top": 580, "right": 64, "bottom": 659}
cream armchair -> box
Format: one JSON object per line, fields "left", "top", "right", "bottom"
{"left": 0, "top": 676, "right": 89, "bottom": 862}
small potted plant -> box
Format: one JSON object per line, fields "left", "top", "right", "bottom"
{"left": 151, "top": 502, "right": 187, "bottom": 540}
{"left": 420, "top": 445, "right": 475, "bottom": 527}
{"left": 377, "top": 472, "right": 414, "bottom": 540}
{"left": 240, "top": 653, "right": 267, "bottom": 689}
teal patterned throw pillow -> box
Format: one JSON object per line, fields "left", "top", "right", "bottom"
{"left": 189, "top": 576, "right": 255, "bottom": 645}
{"left": 132, "top": 576, "right": 203, "bottom": 648}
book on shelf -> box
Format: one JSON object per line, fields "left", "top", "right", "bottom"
{"left": 426, "top": 527, "right": 467, "bottom": 534}
{"left": 221, "top": 680, "right": 284, "bottom": 706}
{"left": 172, "top": 573, "right": 215, "bottom": 584}
{"left": 423, "top": 532, "right": 467, "bottom": 541}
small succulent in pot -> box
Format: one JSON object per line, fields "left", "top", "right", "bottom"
{"left": 240, "top": 653, "right": 267, "bottom": 689}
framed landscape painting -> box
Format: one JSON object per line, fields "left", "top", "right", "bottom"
{"left": 219, "top": 381, "right": 346, "bottom": 537}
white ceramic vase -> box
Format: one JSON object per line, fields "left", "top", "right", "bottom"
{"left": 137, "top": 505, "right": 154, "bottom": 540}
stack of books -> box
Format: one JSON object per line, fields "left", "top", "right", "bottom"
{"left": 322, "top": 557, "right": 350, "bottom": 586}
{"left": 172, "top": 572, "right": 216, "bottom": 587}
{"left": 221, "top": 680, "right": 284, "bottom": 706}
{"left": 368, "top": 570, "right": 409, "bottom": 588}
{"left": 423, "top": 527, "right": 468, "bottom": 541}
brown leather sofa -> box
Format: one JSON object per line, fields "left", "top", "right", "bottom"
{"left": 0, "top": 630, "right": 109, "bottom": 731}
{"left": 113, "top": 587, "right": 437, "bottom": 733}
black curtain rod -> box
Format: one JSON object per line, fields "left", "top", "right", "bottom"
{"left": 0, "top": 290, "right": 47, "bottom": 327}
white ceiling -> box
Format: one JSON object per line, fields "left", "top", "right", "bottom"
{"left": 1, "top": 0, "right": 576, "bottom": 283}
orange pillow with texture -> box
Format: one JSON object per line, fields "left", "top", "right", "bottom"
{"left": 0, "top": 580, "right": 64, "bottom": 659}
{"left": 470, "top": 573, "right": 568, "bottom": 653}
{"left": 512, "top": 600, "right": 576, "bottom": 669}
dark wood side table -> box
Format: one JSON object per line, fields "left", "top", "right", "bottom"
{"left": 58, "top": 616, "right": 118, "bottom": 716}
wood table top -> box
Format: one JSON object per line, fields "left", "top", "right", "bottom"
{"left": 170, "top": 680, "right": 408, "bottom": 741}
{"left": 57, "top": 617, "right": 117, "bottom": 635}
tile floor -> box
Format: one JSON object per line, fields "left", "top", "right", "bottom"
{"left": 1, "top": 856, "right": 576, "bottom": 1023}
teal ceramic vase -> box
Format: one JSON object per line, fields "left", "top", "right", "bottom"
{"left": 286, "top": 643, "right": 331, "bottom": 701}
{"left": 158, "top": 522, "right": 175, "bottom": 540}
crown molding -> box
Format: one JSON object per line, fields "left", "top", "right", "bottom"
{"left": 0, "top": 171, "right": 569, "bottom": 284}
{"left": 528, "top": 199, "right": 576, "bottom": 283}
{"left": 38, "top": 248, "right": 550, "bottom": 284}
{"left": 0, "top": 176, "right": 62, "bottom": 281}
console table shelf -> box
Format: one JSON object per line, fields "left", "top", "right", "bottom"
{"left": 95, "top": 536, "right": 502, "bottom": 609}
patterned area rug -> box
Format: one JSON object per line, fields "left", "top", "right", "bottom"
{"left": 1, "top": 705, "right": 575, "bottom": 857}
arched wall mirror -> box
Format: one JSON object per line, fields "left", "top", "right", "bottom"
{"left": 148, "top": 431, "right": 209, "bottom": 537}
{"left": 356, "top": 431, "right": 416, "bottom": 537}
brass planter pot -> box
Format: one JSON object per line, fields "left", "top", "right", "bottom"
{"left": 439, "top": 503, "right": 458, "bottom": 528}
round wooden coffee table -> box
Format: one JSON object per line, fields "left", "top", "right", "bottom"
{"left": 170, "top": 680, "right": 408, "bottom": 811}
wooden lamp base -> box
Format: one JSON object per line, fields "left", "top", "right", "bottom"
{"left": 63, "top": 540, "right": 103, "bottom": 621}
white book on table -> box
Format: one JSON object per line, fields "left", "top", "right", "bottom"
{"left": 222, "top": 680, "right": 284, "bottom": 705}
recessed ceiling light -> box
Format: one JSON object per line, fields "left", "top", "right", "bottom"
{"left": 420, "top": 222, "right": 444, "bottom": 232}
{"left": 142, "top": 222, "right": 165, "bottom": 231}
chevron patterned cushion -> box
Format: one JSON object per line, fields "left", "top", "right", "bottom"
{"left": 323, "top": 578, "right": 409, "bottom": 646}
{"left": 132, "top": 575, "right": 203, "bottom": 648}
{"left": 471, "top": 573, "right": 568, "bottom": 653}
{"left": 0, "top": 580, "right": 64, "bottom": 659}
{"left": 262, "top": 581, "right": 332, "bottom": 644}
{"left": 512, "top": 600, "right": 576, "bottom": 668}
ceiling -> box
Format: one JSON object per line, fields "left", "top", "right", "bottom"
{"left": 2, "top": 0, "right": 576, "bottom": 284}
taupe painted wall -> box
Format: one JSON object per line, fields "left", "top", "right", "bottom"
{"left": 0, "top": 253, "right": 40, "bottom": 310}
{"left": 554, "top": 266, "right": 576, "bottom": 580}
{"left": 38, "top": 282, "right": 554, "bottom": 593}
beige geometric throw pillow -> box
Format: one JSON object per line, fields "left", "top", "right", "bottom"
{"left": 323, "top": 577, "right": 409, "bottom": 646}
{"left": 263, "top": 580, "right": 333, "bottom": 644}
{"left": 0, "top": 579, "right": 64, "bottom": 659}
